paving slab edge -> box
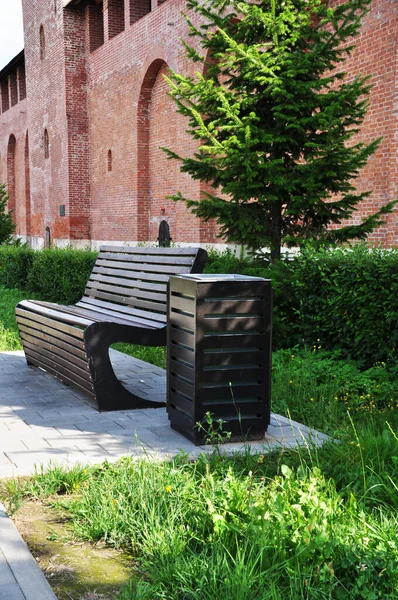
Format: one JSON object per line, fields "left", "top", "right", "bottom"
{"left": 0, "top": 502, "right": 57, "bottom": 600}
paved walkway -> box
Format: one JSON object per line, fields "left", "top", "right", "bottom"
{"left": 0, "top": 349, "right": 328, "bottom": 600}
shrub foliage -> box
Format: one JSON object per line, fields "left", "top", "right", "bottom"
{"left": 0, "top": 244, "right": 396, "bottom": 365}
{"left": 0, "top": 246, "right": 97, "bottom": 304}
{"left": 206, "top": 245, "right": 398, "bottom": 366}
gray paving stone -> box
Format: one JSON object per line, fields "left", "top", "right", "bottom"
{"left": 0, "top": 550, "right": 16, "bottom": 586}
{"left": 0, "top": 349, "right": 329, "bottom": 472}
{"left": 0, "top": 583, "right": 26, "bottom": 600}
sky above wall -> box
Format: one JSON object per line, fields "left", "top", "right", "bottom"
{"left": 0, "top": 0, "right": 24, "bottom": 71}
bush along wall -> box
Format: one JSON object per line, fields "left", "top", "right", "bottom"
{"left": 0, "top": 245, "right": 35, "bottom": 289}
{"left": 26, "top": 247, "right": 98, "bottom": 304}
{"left": 291, "top": 245, "right": 398, "bottom": 368}
{"left": 0, "top": 244, "right": 396, "bottom": 366}
{"left": 0, "top": 245, "right": 97, "bottom": 304}
{"left": 205, "top": 245, "right": 398, "bottom": 366}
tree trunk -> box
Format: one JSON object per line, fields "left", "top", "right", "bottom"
{"left": 270, "top": 204, "right": 282, "bottom": 264}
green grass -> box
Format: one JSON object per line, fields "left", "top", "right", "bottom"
{"left": 1, "top": 284, "right": 398, "bottom": 598}
{"left": 2, "top": 433, "right": 398, "bottom": 599}
{"left": 0, "top": 286, "right": 31, "bottom": 350}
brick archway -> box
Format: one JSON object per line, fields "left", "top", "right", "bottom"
{"left": 137, "top": 59, "right": 165, "bottom": 242}
{"left": 137, "top": 59, "right": 178, "bottom": 242}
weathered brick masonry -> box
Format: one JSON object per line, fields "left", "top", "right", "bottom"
{"left": 0, "top": 0, "right": 397, "bottom": 248}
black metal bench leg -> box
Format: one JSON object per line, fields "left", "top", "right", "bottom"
{"left": 84, "top": 324, "right": 166, "bottom": 412}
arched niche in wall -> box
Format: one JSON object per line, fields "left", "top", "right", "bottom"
{"left": 7, "top": 134, "right": 16, "bottom": 225}
{"left": 137, "top": 59, "right": 178, "bottom": 242}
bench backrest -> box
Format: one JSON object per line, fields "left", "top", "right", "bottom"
{"left": 77, "top": 246, "right": 207, "bottom": 321}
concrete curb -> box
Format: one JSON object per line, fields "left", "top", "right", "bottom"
{"left": 0, "top": 502, "right": 57, "bottom": 600}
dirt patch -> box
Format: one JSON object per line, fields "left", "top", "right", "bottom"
{"left": 11, "top": 500, "right": 135, "bottom": 600}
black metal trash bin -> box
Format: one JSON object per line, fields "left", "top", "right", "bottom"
{"left": 167, "top": 274, "right": 272, "bottom": 445}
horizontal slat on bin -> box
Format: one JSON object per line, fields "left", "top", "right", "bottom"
{"left": 169, "top": 374, "right": 194, "bottom": 399}
{"left": 168, "top": 406, "right": 194, "bottom": 432}
{"left": 198, "top": 367, "right": 265, "bottom": 384}
{"left": 169, "top": 311, "right": 195, "bottom": 330}
{"left": 168, "top": 295, "right": 196, "bottom": 313}
{"left": 202, "top": 334, "right": 263, "bottom": 350}
{"left": 169, "top": 358, "right": 195, "bottom": 382}
{"left": 201, "top": 351, "right": 265, "bottom": 368}
{"left": 169, "top": 325, "right": 194, "bottom": 347}
{"left": 201, "top": 398, "right": 264, "bottom": 412}
{"left": 168, "top": 341, "right": 195, "bottom": 363}
{"left": 168, "top": 391, "right": 194, "bottom": 416}
{"left": 202, "top": 300, "right": 267, "bottom": 315}
{"left": 202, "top": 318, "right": 266, "bottom": 334}
{"left": 197, "top": 384, "right": 265, "bottom": 401}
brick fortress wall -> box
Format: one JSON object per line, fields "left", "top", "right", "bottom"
{"left": 329, "top": 0, "right": 398, "bottom": 246}
{"left": 1, "top": 0, "right": 397, "bottom": 248}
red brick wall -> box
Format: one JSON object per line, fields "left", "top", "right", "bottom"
{"left": 2, "top": 0, "right": 395, "bottom": 248}
{"left": 22, "top": 0, "right": 71, "bottom": 244}
{"left": 329, "top": 0, "right": 398, "bottom": 246}
{"left": 86, "top": 0, "right": 204, "bottom": 244}
{"left": 85, "top": 0, "right": 398, "bottom": 248}
{"left": 0, "top": 99, "right": 28, "bottom": 237}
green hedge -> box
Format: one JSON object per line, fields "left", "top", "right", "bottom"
{"left": 0, "top": 244, "right": 397, "bottom": 366}
{"left": 205, "top": 245, "right": 398, "bottom": 366}
{"left": 27, "top": 247, "right": 98, "bottom": 304}
{"left": 0, "top": 246, "right": 34, "bottom": 290}
{"left": 0, "top": 246, "right": 97, "bottom": 304}
{"left": 291, "top": 245, "right": 398, "bottom": 367}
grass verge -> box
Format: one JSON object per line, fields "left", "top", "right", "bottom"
{"left": 0, "top": 285, "right": 397, "bottom": 598}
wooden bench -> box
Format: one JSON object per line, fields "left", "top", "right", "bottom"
{"left": 15, "top": 246, "right": 207, "bottom": 411}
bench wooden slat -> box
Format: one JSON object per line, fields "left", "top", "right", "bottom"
{"left": 99, "top": 246, "right": 201, "bottom": 256}
{"left": 23, "top": 347, "right": 95, "bottom": 396}
{"left": 16, "top": 306, "right": 85, "bottom": 340}
{"left": 97, "top": 252, "right": 196, "bottom": 266}
{"left": 87, "top": 274, "right": 167, "bottom": 301}
{"left": 18, "top": 321, "right": 87, "bottom": 355}
{"left": 94, "top": 259, "right": 190, "bottom": 276}
{"left": 76, "top": 297, "right": 166, "bottom": 327}
{"left": 17, "top": 301, "right": 93, "bottom": 327}
{"left": 22, "top": 338, "right": 91, "bottom": 381}
{"left": 85, "top": 281, "right": 167, "bottom": 310}
{"left": 91, "top": 265, "right": 170, "bottom": 284}
{"left": 20, "top": 331, "right": 89, "bottom": 369}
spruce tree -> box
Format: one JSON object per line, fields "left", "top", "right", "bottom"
{"left": 163, "top": 0, "right": 396, "bottom": 261}
{"left": 0, "top": 183, "right": 15, "bottom": 245}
